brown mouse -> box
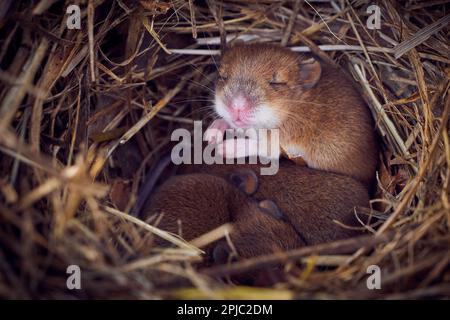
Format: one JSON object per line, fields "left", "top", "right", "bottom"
{"left": 144, "top": 172, "right": 301, "bottom": 248}
{"left": 144, "top": 171, "right": 304, "bottom": 285}
{"left": 206, "top": 43, "right": 378, "bottom": 186}
{"left": 145, "top": 160, "right": 369, "bottom": 259}
{"left": 144, "top": 173, "right": 253, "bottom": 242}
{"left": 180, "top": 160, "right": 369, "bottom": 246}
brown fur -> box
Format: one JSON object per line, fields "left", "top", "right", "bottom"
{"left": 145, "top": 161, "right": 369, "bottom": 261}
{"left": 216, "top": 43, "right": 378, "bottom": 186}
{"left": 145, "top": 173, "right": 243, "bottom": 242}
{"left": 181, "top": 160, "right": 369, "bottom": 245}
{"left": 144, "top": 172, "right": 302, "bottom": 252}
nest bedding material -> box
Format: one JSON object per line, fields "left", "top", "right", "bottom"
{"left": 0, "top": 0, "right": 449, "bottom": 299}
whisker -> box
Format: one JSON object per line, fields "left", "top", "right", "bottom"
{"left": 172, "top": 99, "right": 214, "bottom": 104}
{"left": 185, "top": 79, "right": 215, "bottom": 94}
{"left": 202, "top": 30, "right": 220, "bottom": 73}
{"left": 186, "top": 61, "right": 216, "bottom": 84}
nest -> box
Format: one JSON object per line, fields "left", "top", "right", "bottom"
{"left": 0, "top": 0, "right": 449, "bottom": 299}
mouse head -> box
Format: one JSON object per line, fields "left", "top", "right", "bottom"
{"left": 214, "top": 43, "right": 321, "bottom": 129}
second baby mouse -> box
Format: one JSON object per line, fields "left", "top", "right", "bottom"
{"left": 144, "top": 161, "right": 369, "bottom": 258}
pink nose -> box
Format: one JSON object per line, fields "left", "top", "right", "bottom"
{"left": 229, "top": 94, "right": 251, "bottom": 112}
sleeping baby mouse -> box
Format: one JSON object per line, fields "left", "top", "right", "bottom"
{"left": 144, "top": 161, "right": 369, "bottom": 259}
{"left": 180, "top": 160, "right": 369, "bottom": 246}
{"left": 206, "top": 43, "right": 378, "bottom": 186}
{"left": 143, "top": 172, "right": 304, "bottom": 266}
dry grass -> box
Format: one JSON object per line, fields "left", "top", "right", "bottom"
{"left": 0, "top": 0, "right": 449, "bottom": 299}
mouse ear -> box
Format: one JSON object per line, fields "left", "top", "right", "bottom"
{"left": 229, "top": 169, "right": 259, "bottom": 195}
{"left": 299, "top": 57, "right": 321, "bottom": 90}
{"left": 258, "top": 200, "right": 283, "bottom": 220}
{"left": 221, "top": 39, "right": 246, "bottom": 55}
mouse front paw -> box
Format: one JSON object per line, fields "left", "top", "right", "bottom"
{"left": 217, "top": 138, "right": 259, "bottom": 159}
{"left": 204, "top": 119, "right": 230, "bottom": 145}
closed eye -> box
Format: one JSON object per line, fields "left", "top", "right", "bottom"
{"left": 269, "top": 81, "right": 287, "bottom": 87}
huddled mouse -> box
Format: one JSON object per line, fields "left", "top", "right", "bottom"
{"left": 135, "top": 42, "right": 378, "bottom": 283}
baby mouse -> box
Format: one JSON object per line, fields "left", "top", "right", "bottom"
{"left": 144, "top": 171, "right": 305, "bottom": 286}
{"left": 146, "top": 161, "right": 369, "bottom": 253}
{"left": 206, "top": 43, "right": 378, "bottom": 186}
{"left": 143, "top": 172, "right": 302, "bottom": 254}
{"left": 181, "top": 160, "right": 369, "bottom": 245}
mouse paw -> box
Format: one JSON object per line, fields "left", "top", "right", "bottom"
{"left": 205, "top": 119, "right": 230, "bottom": 145}
{"left": 217, "top": 138, "right": 259, "bottom": 158}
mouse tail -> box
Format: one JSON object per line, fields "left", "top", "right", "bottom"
{"left": 131, "top": 153, "right": 173, "bottom": 217}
